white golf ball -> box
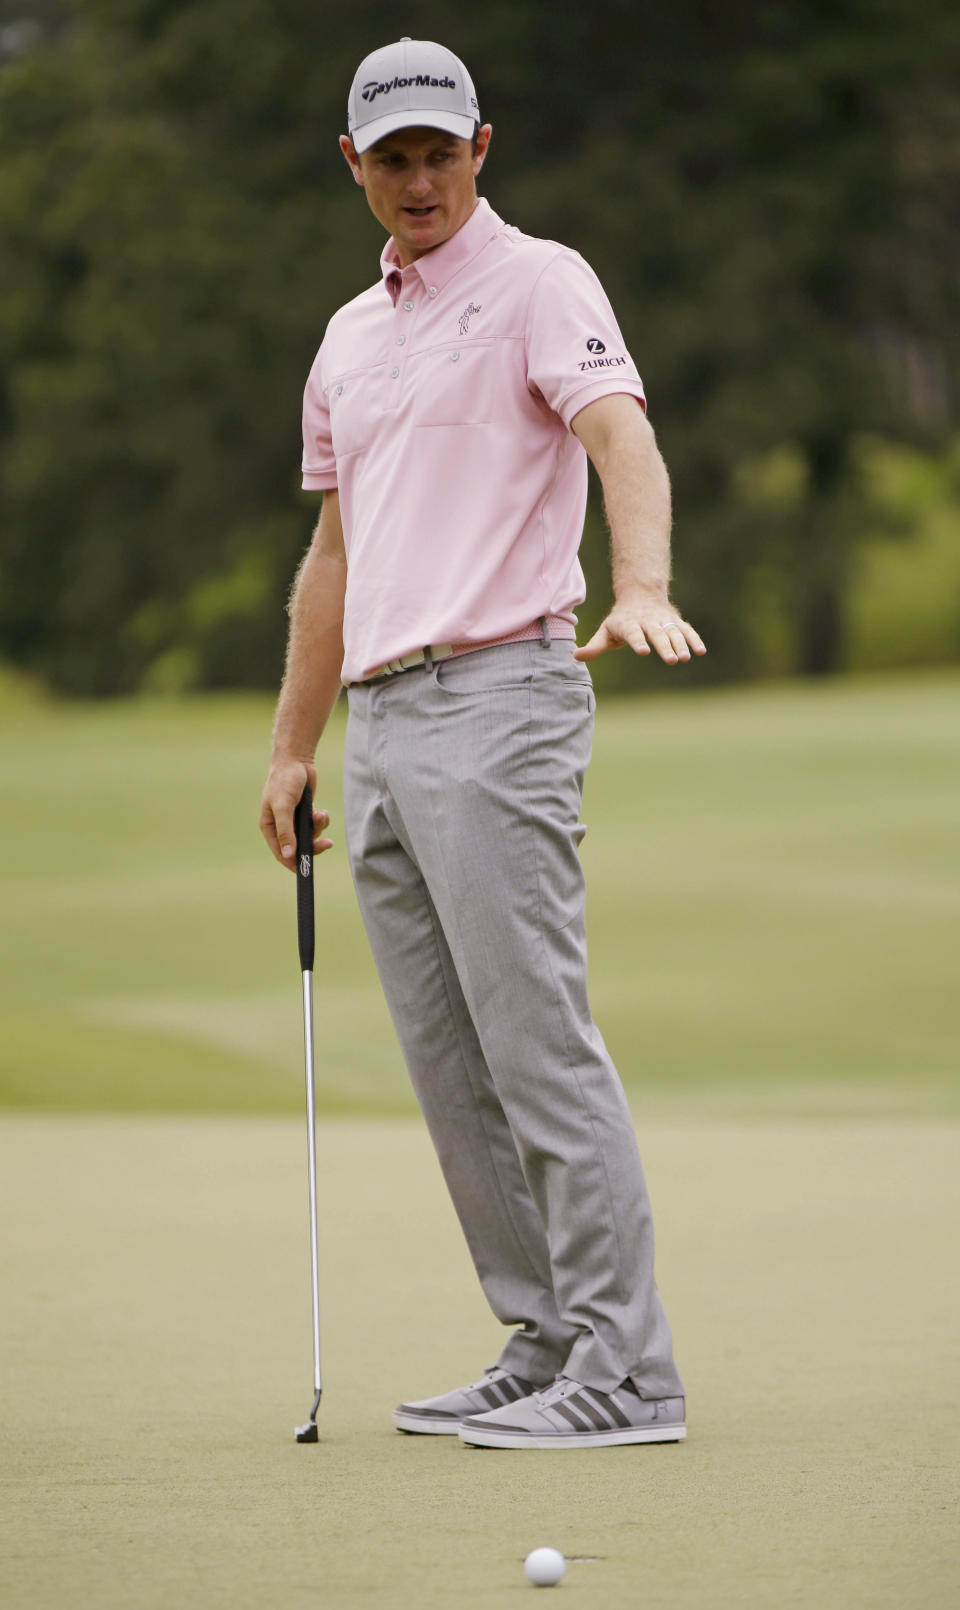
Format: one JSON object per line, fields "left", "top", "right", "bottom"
{"left": 524, "top": 1547, "right": 566, "bottom": 1586}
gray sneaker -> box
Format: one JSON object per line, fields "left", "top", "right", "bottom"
{"left": 458, "top": 1375, "right": 686, "bottom": 1448}
{"left": 392, "top": 1367, "right": 544, "bottom": 1434}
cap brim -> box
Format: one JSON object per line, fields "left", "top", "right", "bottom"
{"left": 350, "top": 109, "right": 476, "bottom": 154}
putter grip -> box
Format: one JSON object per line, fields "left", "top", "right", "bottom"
{"left": 294, "top": 784, "right": 315, "bottom": 973}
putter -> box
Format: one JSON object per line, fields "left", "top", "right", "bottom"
{"left": 293, "top": 783, "right": 322, "bottom": 1444}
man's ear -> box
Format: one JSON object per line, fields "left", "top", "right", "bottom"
{"left": 339, "top": 134, "right": 364, "bottom": 186}
{"left": 472, "top": 124, "right": 492, "bottom": 179}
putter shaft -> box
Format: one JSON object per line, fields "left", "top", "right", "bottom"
{"left": 293, "top": 783, "right": 322, "bottom": 1444}
{"left": 302, "top": 968, "right": 322, "bottom": 1401}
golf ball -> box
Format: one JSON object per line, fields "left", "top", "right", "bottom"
{"left": 524, "top": 1547, "right": 566, "bottom": 1587}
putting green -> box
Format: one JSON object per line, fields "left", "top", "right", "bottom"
{"left": 2, "top": 1113, "right": 957, "bottom": 1608}
{"left": 1, "top": 671, "right": 958, "bottom": 1119}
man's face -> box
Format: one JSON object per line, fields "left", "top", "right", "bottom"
{"left": 340, "top": 124, "right": 492, "bottom": 266}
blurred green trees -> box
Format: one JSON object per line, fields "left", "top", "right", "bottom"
{"left": 1, "top": 0, "right": 958, "bottom": 694}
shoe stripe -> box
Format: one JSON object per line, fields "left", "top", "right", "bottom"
{"left": 477, "top": 1381, "right": 507, "bottom": 1409}
{"left": 567, "top": 1391, "right": 618, "bottom": 1432}
{"left": 584, "top": 1388, "right": 632, "bottom": 1430}
{"left": 396, "top": 1405, "right": 460, "bottom": 1420}
{"left": 550, "top": 1399, "right": 596, "bottom": 1433}
{"left": 499, "top": 1377, "right": 528, "bottom": 1403}
{"left": 461, "top": 1416, "right": 530, "bottom": 1434}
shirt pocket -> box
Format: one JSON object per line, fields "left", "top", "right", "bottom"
{"left": 328, "top": 364, "right": 382, "bottom": 458}
{"left": 411, "top": 338, "right": 507, "bottom": 428}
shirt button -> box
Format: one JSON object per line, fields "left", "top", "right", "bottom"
{"left": 390, "top": 367, "right": 400, "bottom": 378}
{"left": 450, "top": 350, "right": 460, "bottom": 362}
{"left": 403, "top": 300, "right": 414, "bottom": 311}
{"left": 396, "top": 335, "right": 406, "bottom": 346}
{"left": 427, "top": 286, "right": 438, "bottom": 297}
{"left": 335, "top": 384, "right": 343, "bottom": 395}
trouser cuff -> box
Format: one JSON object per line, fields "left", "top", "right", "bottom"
{"left": 563, "top": 1333, "right": 686, "bottom": 1398}
{"left": 495, "top": 1334, "right": 567, "bottom": 1386}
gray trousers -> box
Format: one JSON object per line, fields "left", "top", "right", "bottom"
{"left": 343, "top": 638, "right": 683, "bottom": 1398}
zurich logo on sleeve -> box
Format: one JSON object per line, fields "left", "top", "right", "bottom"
{"left": 580, "top": 336, "right": 627, "bottom": 372}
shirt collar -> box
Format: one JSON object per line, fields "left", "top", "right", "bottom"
{"left": 381, "top": 198, "right": 503, "bottom": 303}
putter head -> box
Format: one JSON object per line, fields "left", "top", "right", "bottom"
{"left": 295, "top": 1419, "right": 319, "bottom": 1443}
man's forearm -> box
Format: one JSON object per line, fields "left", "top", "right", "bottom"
{"left": 592, "top": 413, "right": 673, "bottom": 604}
{"left": 571, "top": 394, "right": 705, "bottom": 665}
{"left": 271, "top": 500, "right": 347, "bottom": 763}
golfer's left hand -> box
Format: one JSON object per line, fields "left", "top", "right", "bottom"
{"left": 574, "top": 599, "right": 706, "bottom": 665}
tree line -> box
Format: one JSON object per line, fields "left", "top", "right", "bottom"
{"left": 1, "top": 0, "right": 958, "bottom": 695}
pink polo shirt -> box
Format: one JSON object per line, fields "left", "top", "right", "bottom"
{"left": 301, "top": 198, "right": 646, "bottom": 683}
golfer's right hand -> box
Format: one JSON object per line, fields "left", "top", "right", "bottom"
{"left": 259, "top": 760, "right": 332, "bottom": 872}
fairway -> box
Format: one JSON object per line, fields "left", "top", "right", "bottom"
{"left": 1, "top": 671, "right": 958, "bottom": 1119}
{"left": 2, "top": 1112, "right": 957, "bottom": 1609}
{"left": 2, "top": 671, "right": 958, "bottom": 1607}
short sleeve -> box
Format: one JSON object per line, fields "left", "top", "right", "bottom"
{"left": 301, "top": 340, "right": 338, "bottom": 491}
{"left": 524, "top": 250, "right": 646, "bottom": 430}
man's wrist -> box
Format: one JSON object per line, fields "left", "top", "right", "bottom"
{"left": 269, "top": 745, "right": 316, "bottom": 771}
{"left": 613, "top": 585, "right": 671, "bottom": 608}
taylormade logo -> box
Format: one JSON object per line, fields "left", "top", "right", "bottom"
{"left": 362, "top": 74, "right": 456, "bottom": 103}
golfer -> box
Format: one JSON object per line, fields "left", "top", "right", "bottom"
{"left": 260, "top": 38, "right": 706, "bottom": 1450}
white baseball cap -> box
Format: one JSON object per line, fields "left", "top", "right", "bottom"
{"left": 347, "top": 38, "right": 480, "bottom": 155}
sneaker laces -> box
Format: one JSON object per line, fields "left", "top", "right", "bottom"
{"left": 533, "top": 1375, "right": 578, "bottom": 1407}
{"left": 467, "top": 1366, "right": 518, "bottom": 1392}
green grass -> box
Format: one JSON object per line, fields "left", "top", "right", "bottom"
{"left": 1, "top": 671, "right": 957, "bottom": 1117}
{"left": 2, "top": 1112, "right": 958, "bottom": 1609}
{"left": 4, "top": 669, "right": 956, "bottom": 1610}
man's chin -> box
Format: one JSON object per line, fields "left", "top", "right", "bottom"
{"left": 397, "top": 218, "right": 449, "bottom": 255}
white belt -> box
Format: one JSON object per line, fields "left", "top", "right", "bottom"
{"left": 348, "top": 616, "right": 569, "bottom": 686}
{"left": 364, "top": 644, "right": 454, "bottom": 680}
